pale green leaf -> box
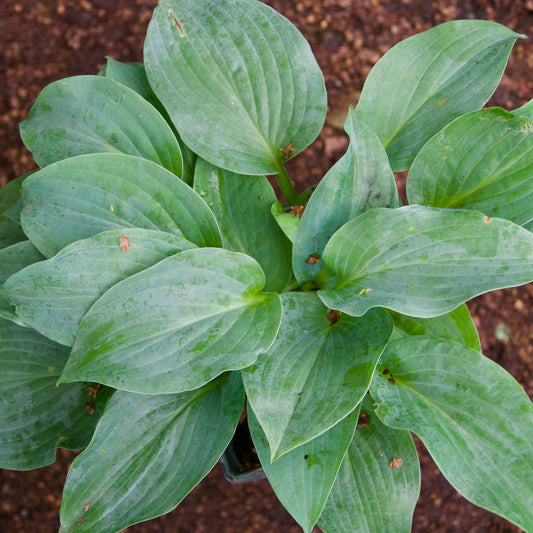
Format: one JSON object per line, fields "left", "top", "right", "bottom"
{"left": 271, "top": 201, "right": 300, "bottom": 243}
{"left": 194, "top": 158, "right": 292, "bottom": 292}
{"left": 60, "top": 248, "right": 282, "bottom": 394}
{"left": 249, "top": 404, "right": 358, "bottom": 533}
{"left": 407, "top": 108, "right": 533, "bottom": 227}
{"left": 319, "top": 396, "right": 420, "bottom": 533}
{"left": 292, "top": 108, "right": 399, "bottom": 284}
{"left": 144, "top": 0, "right": 326, "bottom": 175}
{"left": 0, "top": 317, "right": 111, "bottom": 469}
{"left": 59, "top": 372, "right": 244, "bottom": 533}
{"left": 357, "top": 20, "right": 523, "bottom": 170}
{"left": 371, "top": 336, "right": 533, "bottom": 532}
{"left": 242, "top": 292, "right": 391, "bottom": 459}
{"left": 20, "top": 153, "right": 222, "bottom": 257}
{"left": 20, "top": 75, "right": 183, "bottom": 176}
{"left": 3, "top": 229, "right": 195, "bottom": 346}
{"left": 513, "top": 98, "right": 533, "bottom": 120}
{"left": 319, "top": 206, "right": 533, "bottom": 318}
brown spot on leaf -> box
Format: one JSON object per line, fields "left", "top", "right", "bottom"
{"left": 358, "top": 288, "right": 371, "bottom": 295}
{"left": 279, "top": 142, "right": 295, "bottom": 161}
{"left": 484, "top": 216, "right": 491, "bottom": 223}
{"left": 85, "top": 401, "right": 95, "bottom": 414}
{"left": 305, "top": 254, "right": 320, "bottom": 265}
{"left": 87, "top": 384, "right": 100, "bottom": 399}
{"left": 328, "top": 309, "right": 340, "bottom": 325}
{"left": 168, "top": 9, "right": 185, "bottom": 36}
{"left": 389, "top": 457, "right": 403, "bottom": 470}
{"left": 119, "top": 235, "right": 130, "bottom": 252}
{"left": 357, "top": 410, "right": 369, "bottom": 428}
{"left": 84, "top": 503, "right": 90, "bottom": 512}
{"left": 288, "top": 204, "right": 305, "bottom": 217}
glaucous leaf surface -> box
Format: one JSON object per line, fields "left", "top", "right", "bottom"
{"left": 105, "top": 57, "right": 197, "bottom": 184}
{"left": 0, "top": 317, "right": 111, "bottom": 469}
{"left": 319, "top": 206, "right": 533, "bottom": 318}
{"left": 242, "top": 292, "right": 392, "bottom": 459}
{"left": 371, "top": 336, "right": 533, "bottom": 532}
{"left": 319, "top": 396, "right": 420, "bottom": 533}
{"left": 194, "top": 158, "right": 292, "bottom": 292}
{"left": 20, "top": 153, "right": 222, "bottom": 257}
{"left": 292, "top": 108, "right": 399, "bottom": 283}
{"left": 388, "top": 304, "right": 481, "bottom": 351}
{"left": 59, "top": 372, "right": 244, "bottom": 533}
{"left": 19, "top": 75, "right": 183, "bottom": 176}
{"left": 144, "top": 0, "right": 326, "bottom": 175}
{"left": 356, "top": 20, "right": 522, "bottom": 170}
{"left": 0, "top": 174, "right": 29, "bottom": 250}
{"left": 0, "top": 241, "right": 44, "bottom": 325}
{"left": 60, "top": 248, "right": 282, "bottom": 394}
{"left": 3, "top": 229, "right": 195, "bottom": 346}
{"left": 407, "top": 108, "right": 533, "bottom": 227}
{"left": 249, "top": 404, "right": 358, "bottom": 533}
{"left": 513, "top": 98, "right": 533, "bottom": 120}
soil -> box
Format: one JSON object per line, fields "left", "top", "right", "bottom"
{"left": 1, "top": 0, "right": 532, "bottom": 532}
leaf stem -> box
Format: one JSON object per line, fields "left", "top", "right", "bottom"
{"left": 276, "top": 165, "right": 297, "bottom": 206}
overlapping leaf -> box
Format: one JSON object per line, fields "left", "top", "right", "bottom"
{"left": 356, "top": 20, "right": 523, "bottom": 170}
{"left": 319, "top": 206, "right": 533, "bottom": 318}
{"left": 371, "top": 336, "right": 533, "bottom": 532}
{"left": 388, "top": 304, "right": 480, "bottom": 351}
{"left": 60, "top": 248, "right": 282, "bottom": 394}
{"left": 19, "top": 75, "right": 183, "bottom": 175}
{"left": 292, "top": 108, "right": 399, "bottom": 284}
{"left": 407, "top": 108, "right": 533, "bottom": 227}
{"left": 20, "top": 153, "right": 222, "bottom": 257}
{"left": 249, "top": 405, "right": 358, "bottom": 533}
{"left": 0, "top": 318, "right": 111, "bottom": 469}
{"left": 3, "top": 229, "right": 195, "bottom": 346}
{"left": 0, "top": 174, "right": 29, "bottom": 250}
{"left": 0, "top": 240, "right": 44, "bottom": 325}
{"left": 144, "top": 0, "right": 326, "bottom": 175}
{"left": 319, "top": 397, "right": 420, "bottom": 533}
{"left": 194, "top": 158, "right": 292, "bottom": 292}
{"left": 59, "top": 372, "right": 244, "bottom": 533}
{"left": 242, "top": 292, "right": 392, "bottom": 459}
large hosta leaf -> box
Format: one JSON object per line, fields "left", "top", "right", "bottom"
{"left": 59, "top": 372, "right": 244, "bottom": 533}
{"left": 242, "top": 292, "right": 391, "bottom": 459}
{"left": 20, "top": 153, "right": 222, "bottom": 257}
{"left": 356, "top": 20, "right": 522, "bottom": 170}
{"left": 319, "top": 206, "right": 533, "bottom": 318}
{"left": 19, "top": 75, "right": 183, "bottom": 176}
{"left": 292, "top": 109, "right": 399, "bottom": 284}
{"left": 60, "top": 248, "right": 282, "bottom": 393}
{"left": 249, "top": 405, "right": 358, "bottom": 533}
{"left": 319, "top": 396, "right": 420, "bottom": 533}
{"left": 0, "top": 240, "right": 44, "bottom": 325}
{"left": 3, "top": 229, "right": 195, "bottom": 346}
{"left": 194, "top": 158, "right": 292, "bottom": 292}
{"left": 407, "top": 108, "right": 533, "bottom": 227}
{"left": 370, "top": 336, "right": 533, "bottom": 532}
{"left": 0, "top": 318, "right": 111, "bottom": 469}
{"left": 144, "top": 0, "right": 326, "bottom": 175}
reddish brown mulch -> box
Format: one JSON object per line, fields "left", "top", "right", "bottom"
{"left": 1, "top": 1, "right": 532, "bottom": 532}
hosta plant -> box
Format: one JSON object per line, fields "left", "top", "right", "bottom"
{"left": 1, "top": 1, "right": 533, "bottom": 532}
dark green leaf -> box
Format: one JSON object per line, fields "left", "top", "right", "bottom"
{"left": 356, "top": 20, "right": 523, "bottom": 170}
{"left": 0, "top": 174, "right": 30, "bottom": 250}
{"left": 59, "top": 372, "right": 244, "bottom": 533}
{"left": 242, "top": 292, "right": 391, "bottom": 459}
{"left": 144, "top": 0, "right": 326, "bottom": 175}
{"left": 319, "top": 396, "right": 420, "bottom": 533}
{"left": 20, "top": 75, "right": 183, "bottom": 176}
{"left": 0, "top": 317, "right": 111, "bottom": 469}
{"left": 3, "top": 229, "right": 195, "bottom": 346}
{"left": 194, "top": 158, "right": 292, "bottom": 292}
{"left": 407, "top": 108, "right": 533, "bottom": 227}
{"left": 292, "top": 108, "right": 399, "bottom": 284}
{"left": 60, "top": 248, "right": 282, "bottom": 393}
{"left": 319, "top": 206, "right": 533, "bottom": 318}
{"left": 20, "top": 153, "right": 222, "bottom": 257}
{"left": 371, "top": 336, "right": 533, "bottom": 532}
